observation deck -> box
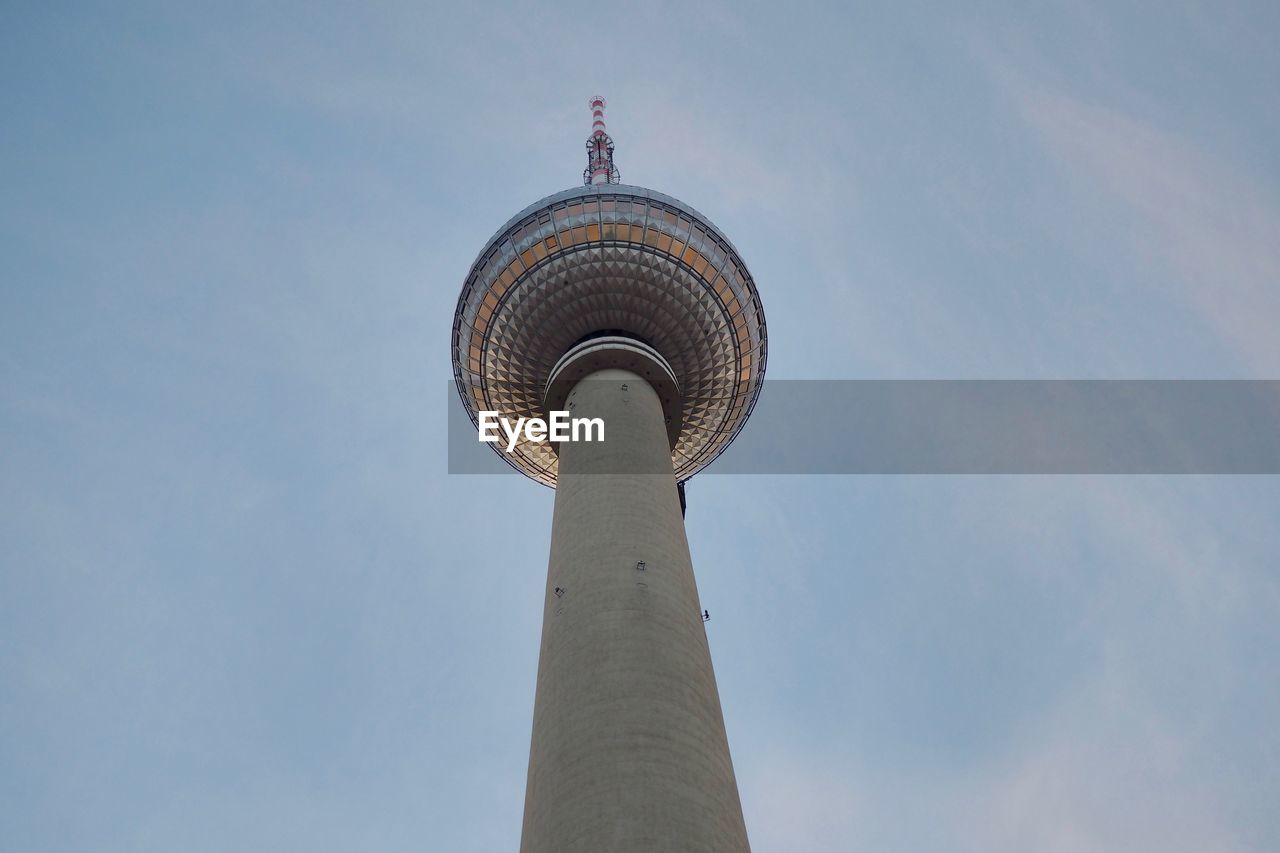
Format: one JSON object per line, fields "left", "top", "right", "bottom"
{"left": 451, "top": 183, "right": 768, "bottom": 486}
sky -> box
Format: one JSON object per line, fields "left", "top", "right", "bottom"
{"left": 2, "top": 1, "right": 1279, "bottom": 850}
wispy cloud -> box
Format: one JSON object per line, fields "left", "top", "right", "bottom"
{"left": 993, "top": 60, "right": 1280, "bottom": 375}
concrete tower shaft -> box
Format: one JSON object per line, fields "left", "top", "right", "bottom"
{"left": 521, "top": 365, "right": 750, "bottom": 852}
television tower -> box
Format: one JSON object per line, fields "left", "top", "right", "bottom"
{"left": 451, "top": 97, "right": 767, "bottom": 852}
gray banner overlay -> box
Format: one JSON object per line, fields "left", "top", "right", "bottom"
{"left": 448, "top": 381, "right": 1280, "bottom": 475}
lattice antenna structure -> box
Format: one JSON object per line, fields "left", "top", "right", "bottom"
{"left": 583, "top": 96, "right": 621, "bottom": 186}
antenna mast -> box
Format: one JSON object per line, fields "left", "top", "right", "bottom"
{"left": 583, "top": 96, "right": 621, "bottom": 185}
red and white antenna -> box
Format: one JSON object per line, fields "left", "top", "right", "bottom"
{"left": 583, "top": 96, "right": 621, "bottom": 186}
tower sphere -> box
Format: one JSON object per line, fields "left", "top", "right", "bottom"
{"left": 451, "top": 183, "right": 768, "bottom": 486}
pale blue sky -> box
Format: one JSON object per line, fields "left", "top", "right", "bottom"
{"left": 3, "top": 1, "right": 1279, "bottom": 850}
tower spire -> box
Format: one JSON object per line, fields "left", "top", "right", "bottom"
{"left": 583, "top": 96, "right": 620, "bottom": 186}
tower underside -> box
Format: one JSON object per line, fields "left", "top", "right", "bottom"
{"left": 521, "top": 366, "right": 750, "bottom": 852}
